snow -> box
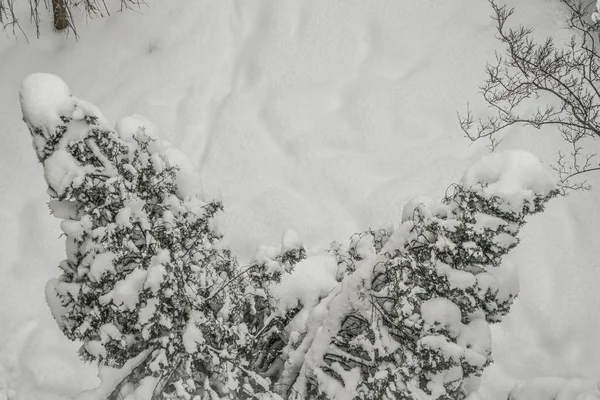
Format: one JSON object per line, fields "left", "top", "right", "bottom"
{"left": 19, "top": 73, "right": 108, "bottom": 164}
{"left": 182, "top": 311, "right": 205, "bottom": 354}
{"left": 89, "top": 252, "right": 116, "bottom": 282}
{"left": 436, "top": 261, "right": 477, "bottom": 290}
{"left": 593, "top": 1, "right": 600, "bottom": 24}
{"left": 458, "top": 319, "right": 491, "bottom": 360}
{"left": 419, "top": 335, "right": 463, "bottom": 361}
{"left": 137, "top": 298, "right": 159, "bottom": 325}
{"left": 2, "top": 0, "right": 600, "bottom": 399}
{"left": 508, "top": 377, "right": 600, "bottom": 400}
{"left": 164, "top": 145, "right": 202, "bottom": 199}
{"left": 281, "top": 229, "right": 303, "bottom": 252}
{"left": 401, "top": 195, "right": 438, "bottom": 222}
{"left": 19, "top": 73, "right": 72, "bottom": 130}
{"left": 115, "top": 207, "right": 133, "bottom": 228}
{"left": 98, "top": 324, "right": 122, "bottom": 343}
{"left": 60, "top": 219, "right": 85, "bottom": 240}
{"left": 461, "top": 150, "right": 556, "bottom": 212}
{"left": 421, "top": 297, "right": 462, "bottom": 338}
{"left": 144, "top": 256, "right": 167, "bottom": 294}
{"left": 49, "top": 200, "right": 79, "bottom": 220}
{"left": 101, "top": 268, "right": 148, "bottom": 311}
{"left": 115, "top": 115, "right": 158, "bottom": 141}
{"left": 43, "top": 149, "right": 86, "bottom": 196}
{"left": 123, "top": 376, "right": 159, "bottom": 400}
{"left": 271, "top": 255, "right": 338, "bottom": 313}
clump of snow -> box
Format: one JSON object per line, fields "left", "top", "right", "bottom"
{"left": 282, "top": 229, "right": 303, "bottom": 252}
{"left": 115, "top": 115, "right": 158, "bottom": 141}
{"left": 508, "top": 377, "right": 600, "bottom": 400}
{"left": 593, "top": 0, "right": 600, "bottom": 23}
{"left": 115, "top": 113, "right": 203, "bottom": 199}
{"left": 182, "top": 311, "right": 205, "bottom": 354}
{"left": 76, "top": 350, "right": 154, "bottom": 400}
{"left": 271, "top": 255, "right": 338, "bottom": 312}
{"left": 436, "top": 261, "right": 477, "bottom": 289}
{"left": 84, "top": 340, "right": 107, "bottom": 359}
{"left": 89, "top": 252, "right": 116, "bottom": 282}
{"left": 461, "top": 150, "right": 556, "bottom": 212}
{"left": 98, "top": 324, "right": 122, "bottom": 343}
{"left": 144, "top": 252, "right": 169, "bottom": 294}
{"left": 19, "top": 73, "right": 108, "bottom": 164}
{"left": 421, "top": 297, "right": 462, "bottom": 337}
{"left": 43, "top": 149, "right": 87, "bottom": 196}
{"left": 100, "top": 268, "right": 147, "bottom": 310}
{"left": 401, "top": 195, "right": 439, "bottom": 222}
{"left": 484, "top": 259, "right": 519, "bottom": 303}
{"left": 473, "top": 212, "right": 508, "bottom": 232}
{"left": 60, "top": 219, "right": 85, "bottom": 240}
{"left": 49, "top": 200, "right": 79, "bottom": 220}
{"left": 123, "top": 376, "right": 159, "bottom": 400}
{"left": 138, "top": 298, "right": 159, "bottom": 325}
{"left": 19, "top": 73, "right": 72, "bottom": 130}
{"left": 419, "top": 335, "right": 463, "bottom": 361}
{"left": 164, "top": 144, "right": 202, "bottom": 199}
{"left": 45, "top": 278, "right": 68, "bottom": 325}
{"left": 458, "top": 319, "right": 491, "bottom": 367}
{"left": 115, "top": 207, "right": 133, "bottom": 228}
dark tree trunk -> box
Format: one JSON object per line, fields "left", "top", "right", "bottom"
{"left": 52, "top": 0, "right": 69, "bottom": 31}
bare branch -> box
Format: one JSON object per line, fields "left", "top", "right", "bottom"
{"left": 460, "top": 0, "right": 600, "bottom": 192}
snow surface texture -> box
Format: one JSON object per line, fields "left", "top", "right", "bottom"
{"left": 275, "top": 147, "right": 557, "bottom": 399}
{"left": 2, "top": 0, "right": 600, "bottom": 399}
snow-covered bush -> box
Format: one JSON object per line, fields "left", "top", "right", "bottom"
{"left": 265, "top": 151, "right": 558, "bottom": 400}
{"left": 20, "top": 73, "right": 300, "bottom": 399}
{"left": 22, "top": 73, "right": 557, "bottom": 399}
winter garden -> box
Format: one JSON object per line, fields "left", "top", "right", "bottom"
{"left": 2, "top": 0, "right": 600, "bottom": 399}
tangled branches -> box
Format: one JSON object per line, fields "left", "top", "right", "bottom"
{"left": 459, "top": 0, "right": 600, "bottom": 192}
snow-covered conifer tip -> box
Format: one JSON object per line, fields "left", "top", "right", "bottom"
{"left": 20, "top": 73, "right": 106, "bottom": 164}
{"left": 461, "top": 149, "right": 557, "bottom": 212}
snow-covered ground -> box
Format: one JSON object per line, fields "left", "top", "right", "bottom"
{"left": 1, "top": 0, "right": 600, "bottom": 399}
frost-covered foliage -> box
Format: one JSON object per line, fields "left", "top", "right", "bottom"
{"left": 22, "top": 73, "right": 557, "bottom": 400}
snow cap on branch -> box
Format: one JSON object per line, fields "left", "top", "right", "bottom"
{"left": 461, "top": 150, "right": 556, "bottom": 212}
{"left": 20, "top": 73, "right": 107, "bottom": 162}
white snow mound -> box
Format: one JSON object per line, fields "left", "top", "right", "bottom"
{"left": 19, "top": 73, "right": 72, "bottom": 129}
{"left": 272, "top": 255, "right": 338, "bottom": 312}
{"left": 461, "top": 150, "right": 556, "bottom": 211}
